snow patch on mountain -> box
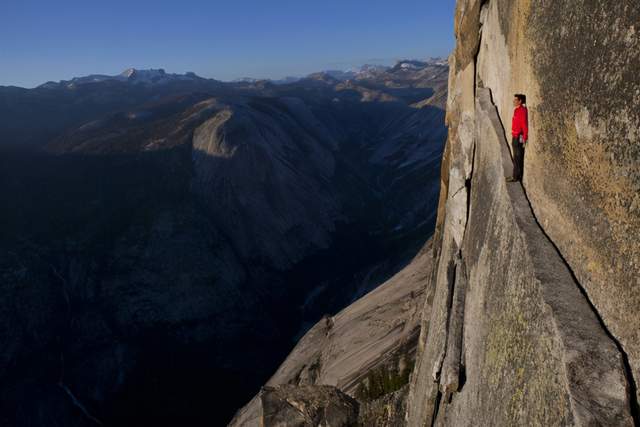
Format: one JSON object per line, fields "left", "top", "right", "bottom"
{"left": 38, "top": 68, "right": 204, "bottom": 89}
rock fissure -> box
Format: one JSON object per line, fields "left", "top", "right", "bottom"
{"left": 473, "top": 0, "right": 490, "bottom": 98}
{"left": 430, "top": 389, "right": 443, "bottom": 427}
{"left": 431, "top": 14, "right": 480, "bottom": 402}
{"left": 440, "top": 257, "right": 468, "bottom": 397}
{"left": 448, "top": 185, "right": 466, "bottom": 200}
{"left": 432, "top": 259, "right": 457, "bottom": 384}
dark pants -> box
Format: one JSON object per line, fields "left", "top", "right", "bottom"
{"left": 511, "top": 136, "right": 525, "bottom": 180}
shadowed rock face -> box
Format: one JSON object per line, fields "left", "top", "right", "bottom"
{"left": 406, "top": 0, "right": 640, "bottom": 426}
{"left": 0, "top": 62, "right": 446, "bottom": 426}
{"left": 190, "top": 98, "right": 341, "bottom": 269}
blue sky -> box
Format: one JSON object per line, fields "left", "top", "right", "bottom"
{"left": 0, "top": 0, "right": 456, "bottom": 88}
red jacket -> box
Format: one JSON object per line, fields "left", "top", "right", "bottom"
{"left": 512, "top": 106, "right": 528, "bottom": 141}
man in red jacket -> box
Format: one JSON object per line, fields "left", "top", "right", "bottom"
{"left": 507, "top": 94, "right": 528, "bottom": 182}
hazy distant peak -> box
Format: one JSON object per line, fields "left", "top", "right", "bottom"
{"left": 36, "top": 68, "right": 203, "bottom": 89}
{"left": 271, "top": 76, "right": 302, "bottom": 85}
{"left": 120, "top": 68, "right": 137, "bottom": 78}
{"left": 120, "top": 68, "right": 167, "bottom": 80}
{"left": 232, "top": 77, "right": 261, "bottom": 83}
{"left": 387, "top": 58, "right": 447, "bottom": 72}
{"left": 306, "top": 71, "right": 343, "bottom": 83}
{"left": 355, "top": 64, "right": 391, "bottom": 73}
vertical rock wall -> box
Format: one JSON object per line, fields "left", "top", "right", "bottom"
{"left": 407, "top": 0, "right": 640, "bottom": 425}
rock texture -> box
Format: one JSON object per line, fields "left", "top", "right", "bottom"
{"left": 357, "top": 386, "right": 409, "bottom": 427}
{"left": 230, "top": 239, "right": 434, "bottom": 426}
{"left": 406, "top": 86, "right": 633, "bottom": 426}
{"left": 229, "top": 385, "right": 360, "bottom": 427}
{"left": 406, "top": 0, "right": 640, "bottom": 425}
{"left": 230, "top": 384, "right": 410, "bottom": 427}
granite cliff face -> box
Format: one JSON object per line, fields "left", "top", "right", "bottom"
{"left": 407, "top": 0, "right": 640, "bottom": 425}
{"left": 235, "top": 1, "right": 640, "bottom": 426}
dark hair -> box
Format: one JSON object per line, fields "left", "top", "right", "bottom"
{"left": 514, "top": 94, "right": 527, "bottom": 105}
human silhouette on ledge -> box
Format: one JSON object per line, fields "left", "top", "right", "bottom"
{"left": 507, "top": 93, "right": 528, "bottom": 182}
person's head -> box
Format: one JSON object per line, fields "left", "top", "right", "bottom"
{"left": 513, "top": 94, "right": 527, "bottom": 107}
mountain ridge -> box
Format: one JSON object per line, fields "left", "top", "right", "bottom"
{"left": 13, "top": 58, "right": 448, "bottom": 91}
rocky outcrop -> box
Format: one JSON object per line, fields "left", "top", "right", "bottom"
{"left": 406, "top": 0, "right": 640, "bottom": 425}
{"left": 358, "top": 386, "right": 409, "bottom": 427}
{"left": 230, "top": 385, "right": 360, "bottom": 427}
{"left": 229, "top": 239, "right": 434, "bottom": 426}
{"left": 264, "top": 240, "right": 432, "bottom": 394}
{"left": 231, "top": 384, "right": 408, "bottom": 427}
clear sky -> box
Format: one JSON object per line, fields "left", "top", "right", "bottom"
{"left": 0, "top": 0, "right": 456, "bottom": 88}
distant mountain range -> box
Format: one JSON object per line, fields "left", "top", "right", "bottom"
{"left": 37, "top": 67, "right": 205, "bottom": 89}
{"left": 31, "top": 58, "right": 448, "bottom": 89}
